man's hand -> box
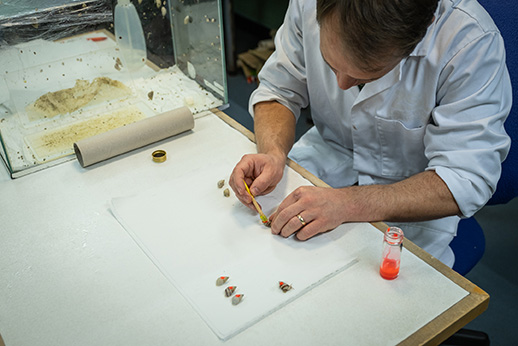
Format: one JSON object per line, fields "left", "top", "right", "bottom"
{"left": 229, "top": 153, "right": 285, "bottom": 211}
{"left": 269, "top": 170, "right": 461, "bottom": 240}
{"left": 230, "top": 100, "right": 297, "bottom": 212}
{"left": 269, "top": 186, "right": 352, "bottom": 240}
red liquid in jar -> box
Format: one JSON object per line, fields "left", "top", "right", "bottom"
{"left": 380, "top": 258, "right": 400, "bottom": 280}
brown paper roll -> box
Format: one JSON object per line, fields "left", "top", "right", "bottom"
{"left": 74, "top": 106, "right": 194, "bottom": 167}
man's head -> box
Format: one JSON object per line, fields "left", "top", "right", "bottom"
{"left": 317, "top": 0, "right": 438, "bottom": 89}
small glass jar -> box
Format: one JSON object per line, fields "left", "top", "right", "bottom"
{"left": 380, "top": 226, "right": 404, "bottom": 280}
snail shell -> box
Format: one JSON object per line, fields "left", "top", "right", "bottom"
{"left": 224, "top": 286, "right": 237, "bottom": 297}
{"left": 279, "top": 281, "right": 293, "bottom": 293}
{"left": 216, "top": 276, "right": 229, "bottom": 286}
{"left": 232, "top": 294, "right": 244, "bottom": 305}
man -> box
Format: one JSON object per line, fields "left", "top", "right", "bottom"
{"left": 229, "top": 0, "right": 511, "bottom": 267}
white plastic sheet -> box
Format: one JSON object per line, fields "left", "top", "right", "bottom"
{"left": 111, "top": 161, "right": 359, "bottom": 340}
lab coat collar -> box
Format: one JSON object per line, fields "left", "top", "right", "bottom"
{"left": 409, "top": 0, "right": 443, "bottom": 57}
{"left": 353, "top": 61, "right": 402, "bottom": 105}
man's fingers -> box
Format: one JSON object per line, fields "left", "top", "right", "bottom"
{"left": 296, "top": 219, "right": 325, "bottom": 240}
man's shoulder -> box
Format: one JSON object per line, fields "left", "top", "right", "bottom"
{"left": 414, "top": 0, "right": 502, "bottom": 60}
{"left": 440, "top": 0, "right": 500, "bottom": 37}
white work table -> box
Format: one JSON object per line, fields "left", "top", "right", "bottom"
{"left": 0, "top": 110, "right": 488, "bottom": 346}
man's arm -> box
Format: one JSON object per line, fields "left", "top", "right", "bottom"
{"left": 255, "top": 101, "right": 296, "bottom": 169}
{"left": 229, "top": 101, "right": 297, "bottom": 208}
{"left": 376, "top": 170, "right": 461, "bottom": 221}
{"left": 270, "top": 170, "right": 461, "bottom": 240}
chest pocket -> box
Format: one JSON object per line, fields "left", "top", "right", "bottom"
{"left": 375, "top": 116, "right": 429, "bottom": 177}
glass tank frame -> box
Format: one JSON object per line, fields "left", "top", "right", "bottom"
{"left": 0, "top": 0, "right": 228, "bottom": 178}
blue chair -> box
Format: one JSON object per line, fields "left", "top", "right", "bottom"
{"left": 450, "top": 0, "right": 518, "bottom": 276}
{"left": 443, "top": 1, "right": 517, "bottom": 345}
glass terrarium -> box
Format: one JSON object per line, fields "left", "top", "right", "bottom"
{"left": 0, "top": 0, "right": 227, "bottom": 178}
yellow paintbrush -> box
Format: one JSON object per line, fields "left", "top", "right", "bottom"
{"left": 243, "top": 180, "right": 270, "bottom": 226}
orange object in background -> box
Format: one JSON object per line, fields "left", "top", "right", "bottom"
{"left": 87, "top": 37, "right": 107, "bottom": 42}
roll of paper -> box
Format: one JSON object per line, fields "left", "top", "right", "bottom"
{"left": 74, "top": 106, "right": 194, "bottom": 167}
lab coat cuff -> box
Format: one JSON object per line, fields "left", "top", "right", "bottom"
{"left": 428, "top": 166, "right": 489, "bottom": 218}
{"left": 248, "top": 86, "right": 302, "bottom": 121}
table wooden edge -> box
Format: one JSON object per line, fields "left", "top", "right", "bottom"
{"left": 212, "top": 108, "right": 490, "bottom": 346}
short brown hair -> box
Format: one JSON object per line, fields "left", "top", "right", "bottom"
{"left": 317, "top": 0, "right": 438, "bottom": 72}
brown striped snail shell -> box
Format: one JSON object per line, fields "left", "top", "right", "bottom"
{"left": 279, "top": 281, "right": 293, "bottom": 293}
{"left": 224, "top": 286, "right": 237, "bottom": 297}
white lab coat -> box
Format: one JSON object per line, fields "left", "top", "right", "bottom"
{"left": 249, "top": 0, "right": 512, "bottom": 266}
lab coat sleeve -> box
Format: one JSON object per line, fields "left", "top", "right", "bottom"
{"left": 248, "top": 0, "right": 310, "bottom": 120}
{"left": 425, "top": 32, "right": 512, "bottom": 218}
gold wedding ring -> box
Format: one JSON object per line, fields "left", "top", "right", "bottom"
{"left": 152, "top": 150, "right": 167, "bottom": 163}
{"left": 297, "top": 214, "right": 306, "bottom": 226}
